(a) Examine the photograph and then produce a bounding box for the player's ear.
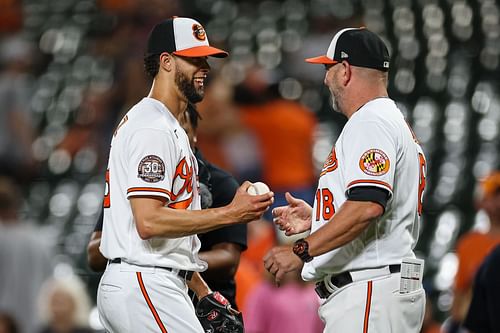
[341,61,352,86]
[159,52,174,72]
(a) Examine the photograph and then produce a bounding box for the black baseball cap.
[147,17,228,58]
[305,28,390,71]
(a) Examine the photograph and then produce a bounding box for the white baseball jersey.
[99,97,207,272]
[303,97,426,281]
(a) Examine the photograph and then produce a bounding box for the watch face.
[293,241,305,254]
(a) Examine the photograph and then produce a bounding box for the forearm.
[198,243,242,280]
[188,272,212,299]
[130,188,273,239]
[131,197,238,239]
[146,206,235,238]
[87,232,108,272]
[306,200,382,257]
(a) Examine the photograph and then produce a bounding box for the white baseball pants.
[97,261,204,332]
[319,272,425,332]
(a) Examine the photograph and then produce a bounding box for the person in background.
[448,171,500,332]
[244,258,323,333]
[0,177,53,333]
[236,66,317,221]
[184,103,247,308]
[37,276,95,333]
[0,36,37,183]
[0,313,18,333]
[463,244,500,333]
[421,295,442,333]
[234,219,275,313]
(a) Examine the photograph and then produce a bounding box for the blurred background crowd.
[0,0,499,332]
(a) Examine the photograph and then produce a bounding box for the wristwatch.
[292,238,313,263]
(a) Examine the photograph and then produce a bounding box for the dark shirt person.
[192,149,247,307]
[463,244,500,333]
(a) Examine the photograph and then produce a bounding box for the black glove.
[195,292,244,333]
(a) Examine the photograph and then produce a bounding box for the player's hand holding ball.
[228,181,274,224]
[246,181,271,196]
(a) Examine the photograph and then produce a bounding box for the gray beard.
[331,90,341,113]
[175,70,203,103]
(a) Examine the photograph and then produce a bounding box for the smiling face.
[173,55,210,103]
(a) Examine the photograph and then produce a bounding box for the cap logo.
[341,51,349,59]
[383,61,389,68]
[192,24,206,41]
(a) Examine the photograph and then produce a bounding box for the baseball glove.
[195,292,244,333]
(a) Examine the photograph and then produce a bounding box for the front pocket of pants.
[394,288,425,330]
[100,283,122,293]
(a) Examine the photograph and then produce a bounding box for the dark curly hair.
[144,54,160,79]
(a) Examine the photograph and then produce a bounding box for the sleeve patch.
[137,155,165,183]
[359,149,390,176]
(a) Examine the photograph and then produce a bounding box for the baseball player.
[97,17,273,333]
[264,28,427,332]
[88,104,246,307]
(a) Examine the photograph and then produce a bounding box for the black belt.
[108,258,194,281]
[315,264,401,299]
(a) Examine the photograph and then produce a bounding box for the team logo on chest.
[137,155,165,182]
[171,157,194,199]
[320,147,338,177]
[359,149,390,176]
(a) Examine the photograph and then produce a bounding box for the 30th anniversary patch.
[138,155,165,183]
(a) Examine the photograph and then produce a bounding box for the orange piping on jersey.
[168,195,193,209]
[136,272,168,333]
[320,147,338,177]
[113,115,128,137]
[347,179,393,191]
[320,165,338,177]
[127,187,172,198]
[363,281,373,333]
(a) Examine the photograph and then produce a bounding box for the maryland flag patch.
[359,149,390,176]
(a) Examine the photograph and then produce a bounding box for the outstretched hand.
[272,192,312,236]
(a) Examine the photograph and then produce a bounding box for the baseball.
[247,182,271,195]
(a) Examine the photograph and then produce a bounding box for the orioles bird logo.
[320,147,338,177]
[192,24,206,41]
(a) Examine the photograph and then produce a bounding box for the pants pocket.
[393,288,426,332]
[100,283,123,293]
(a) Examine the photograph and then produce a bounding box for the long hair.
[38,275,92,327]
